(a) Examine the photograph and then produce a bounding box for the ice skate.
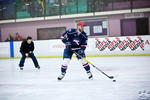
[87,71,93,80]
[36,66,40,69]
[20,67,23,70]
[57,72,66,80]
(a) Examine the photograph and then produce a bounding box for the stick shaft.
[74,52,114,79]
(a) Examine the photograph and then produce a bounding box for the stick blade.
[109,76,114,79]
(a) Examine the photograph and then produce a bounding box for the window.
[37,27,66,40]
[76,18,108,36]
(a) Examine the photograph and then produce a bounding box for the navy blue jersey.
[61,28,88,49]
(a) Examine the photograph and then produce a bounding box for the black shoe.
[87,71,93,80]
[20,67,23,70]
[36,66,40,69]
[57,72,66,80]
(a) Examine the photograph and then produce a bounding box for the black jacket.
[20,40,34,53]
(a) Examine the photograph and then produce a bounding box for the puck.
[113,80,116,82]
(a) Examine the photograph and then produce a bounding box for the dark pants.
[19,51,39,68]
[63,48,85,59]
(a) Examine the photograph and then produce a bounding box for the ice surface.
[0,56,150,100]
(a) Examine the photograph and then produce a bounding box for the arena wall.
[0,36,150,58]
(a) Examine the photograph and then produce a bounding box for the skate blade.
[89,77,93,80]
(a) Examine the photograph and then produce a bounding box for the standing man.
[19,36,40,70]
[58,22,93,80]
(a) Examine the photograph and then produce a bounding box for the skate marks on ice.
[0,57,150,100]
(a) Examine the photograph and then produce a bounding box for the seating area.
[16,11,30,18]
[0,0,150,20]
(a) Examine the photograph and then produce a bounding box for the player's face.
[78,26,84,33]
[27,39,32,44]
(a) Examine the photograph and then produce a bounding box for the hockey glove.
[75,49,85,59]
[65,42,72,50]
[77,49,84,55]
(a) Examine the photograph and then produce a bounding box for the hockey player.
[57,22,93,80]
[19,36,40,70]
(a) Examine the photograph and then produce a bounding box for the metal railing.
[0,0,150,21]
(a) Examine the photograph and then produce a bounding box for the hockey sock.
[79,59,90,71]
[83,63,90,71]
[61,65,67,73]
[61,58,70,73]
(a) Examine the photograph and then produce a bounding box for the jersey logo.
[73,40,80,45]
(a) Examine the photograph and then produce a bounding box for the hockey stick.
[74,52,114,79]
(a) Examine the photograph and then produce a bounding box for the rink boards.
[0,35,150,58]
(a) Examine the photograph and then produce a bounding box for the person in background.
[5,33,13,42]
[14,33,23,41]
[19,36,40,70]
[37,0,44,16]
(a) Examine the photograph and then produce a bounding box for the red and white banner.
[95,36,150,55]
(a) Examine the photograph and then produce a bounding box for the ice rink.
[0,56,150,100]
